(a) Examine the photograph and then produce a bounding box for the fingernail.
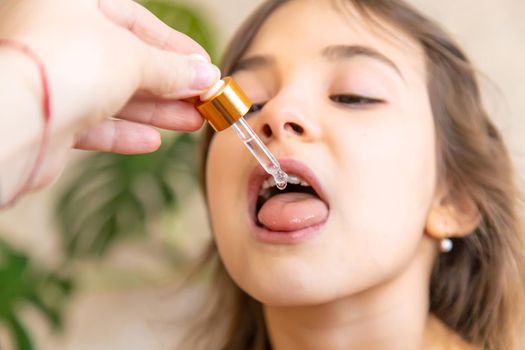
[191,61,221,90]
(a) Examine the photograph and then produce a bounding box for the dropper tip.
[274,170,288,190]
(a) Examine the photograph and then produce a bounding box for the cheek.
[330,107,437,272]
[206,132,253,281]
[206,134,240,241]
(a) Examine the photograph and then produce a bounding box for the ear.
[425,183,481,239]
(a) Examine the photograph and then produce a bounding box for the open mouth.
[248,159,329,234]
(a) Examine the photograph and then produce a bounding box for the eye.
[247,102,266,115]
[330,94,384,106]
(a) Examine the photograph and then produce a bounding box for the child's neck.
[262,238,465,350]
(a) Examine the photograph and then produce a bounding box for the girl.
[182,0,525,349]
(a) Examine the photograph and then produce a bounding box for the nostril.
[262,124,273,138]
[285,122,304,135]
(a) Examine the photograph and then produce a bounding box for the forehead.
[242,0,425,79]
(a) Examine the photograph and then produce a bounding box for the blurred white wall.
[0,0,524,349]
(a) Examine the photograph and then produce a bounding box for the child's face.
[206,0,438,306]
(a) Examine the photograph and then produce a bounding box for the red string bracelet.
[0,39,51,209]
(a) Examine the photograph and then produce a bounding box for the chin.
[228,263,341,307]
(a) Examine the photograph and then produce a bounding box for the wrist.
[0,40,52,208]
[0,48,42,161]
[0,59,41,206]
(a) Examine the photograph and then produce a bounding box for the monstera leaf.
[56,1,214,258]
[57,133,197,258]
[0,239,73,350]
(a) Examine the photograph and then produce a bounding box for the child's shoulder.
[424,315,481,350]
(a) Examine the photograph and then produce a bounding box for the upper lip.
[247,158,329,223]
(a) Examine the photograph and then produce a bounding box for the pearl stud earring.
[440,238,453,253]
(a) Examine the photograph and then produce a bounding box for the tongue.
[257,192,328,232]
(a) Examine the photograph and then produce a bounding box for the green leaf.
[56,134,198,258]
[55,2,211,257]
[5,313,33,350]
[141,0,218,62]
[0,239,74,350]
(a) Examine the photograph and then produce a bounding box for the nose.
[254,97,320,143]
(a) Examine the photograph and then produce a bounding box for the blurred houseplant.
[0,1,216,349]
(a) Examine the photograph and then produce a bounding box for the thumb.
[140,47,221,99]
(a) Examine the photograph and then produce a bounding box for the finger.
[98,0,210,60]
[140,48,220,98]
[117,98,204,131]
[74,120,161,154]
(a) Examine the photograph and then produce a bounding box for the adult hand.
[0,0,220,206]
[1,0,219,152]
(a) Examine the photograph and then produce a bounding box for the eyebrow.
[231,44,404,82]
[231,55,275,74]
[322,45,405,82]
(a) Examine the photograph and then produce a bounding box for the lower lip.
[250,222,326,245]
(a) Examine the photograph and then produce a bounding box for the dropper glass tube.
[231,118,288,189]
[195,78,288,189]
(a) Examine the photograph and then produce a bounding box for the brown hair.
[181,1,525,349]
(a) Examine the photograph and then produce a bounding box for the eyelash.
[247,102,266,115]
[246,94,383,115]
[330,94,384,106]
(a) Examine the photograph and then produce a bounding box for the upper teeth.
[261,175,310,190]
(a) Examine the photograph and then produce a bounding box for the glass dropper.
[195,78,288,189]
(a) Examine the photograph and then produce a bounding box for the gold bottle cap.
[195,77,252,132]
